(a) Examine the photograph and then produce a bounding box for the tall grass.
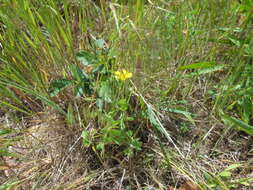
[0,0,100,114]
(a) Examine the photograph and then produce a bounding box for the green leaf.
[164,108,195,126]
[81,130,92,147]
[218,171,232,178]
[49,79,73,97]
[227,35,242,47]
[74,83,84,97]
[178,62,215,70]
[70,64,88,81]
[218,163,243,179]
[96,142,105,151]
[96,98,104,109]
[147,107,160,130]
[222,114,253,136]
[74,80,93,97]
[0,149,17,157]
[92,64,105,73]
[185,64,225,77]
[108,129,125,145]
[0,129,12,136]
[94,39,106,49]
[117,99,129,111]
[98,81,112,103]
[76,51,97,66]
[66,103,75,126]
[238,97,252,123]
[203,171,214,182]
[218,27,242,33]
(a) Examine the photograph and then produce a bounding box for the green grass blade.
[178,61,216,70]
[222,114,253,136]
[0,79,66,115]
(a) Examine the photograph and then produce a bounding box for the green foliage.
[222,114,253,136]
[76,51,98,66]
[0,0,77,113]
[82,99,142,157]
[239,0,253,19]
[48,41,140,157]
[178,61,225,78]
[1,0,253,188]
[48,43,112,100]
[178,62,216,70]
[49,79,74,97]
[202,164,253,189]
[213,0,253,133]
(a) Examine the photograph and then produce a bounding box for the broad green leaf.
[94,39,106,49]
[222,114,253,136]
[49,79,73,97]
[117,99,128,111]
[76,51,97,66]
[108,129,125,145]
[81,130,91,147]
[74,83,85,97]
[74,80,92,97]
[98,81,112,103]
[96,98,104,109]
[178,62,215,70]
[96,142,105,151]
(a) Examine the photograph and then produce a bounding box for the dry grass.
[1,99,253,189]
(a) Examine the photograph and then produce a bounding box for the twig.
[118,169,125,190]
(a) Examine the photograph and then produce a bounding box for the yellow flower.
[114,69,132,81]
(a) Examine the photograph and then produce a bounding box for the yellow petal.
[114,69,132,80]
[125,72,132,79]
